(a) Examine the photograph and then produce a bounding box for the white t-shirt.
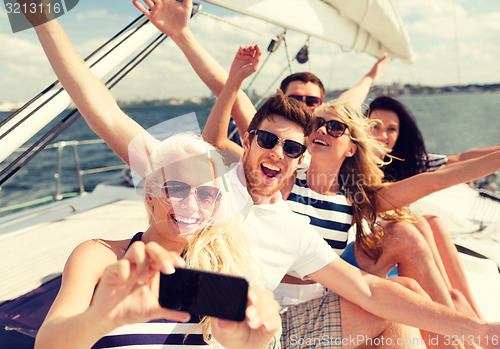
[225,163,338,291]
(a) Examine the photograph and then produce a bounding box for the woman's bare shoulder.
[66,237,135,273]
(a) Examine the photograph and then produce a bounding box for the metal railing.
[1,139,127,214]
[51,140,127,200]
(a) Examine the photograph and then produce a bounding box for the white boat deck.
[411,184,500,321]
[460,254,500,321]
[0,184,148,303]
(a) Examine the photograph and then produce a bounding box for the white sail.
[203,0,415,63]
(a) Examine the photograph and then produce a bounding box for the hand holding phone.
[159,268,249,322]
[211,286,282,349]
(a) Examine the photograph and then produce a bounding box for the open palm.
[133,0,192,39]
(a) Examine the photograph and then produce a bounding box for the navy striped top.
[92,318,207,348]
[286,172,353,254]
[425,153,448,172]
[91,233,209,348]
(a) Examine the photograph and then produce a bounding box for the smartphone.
[159,268,249,322]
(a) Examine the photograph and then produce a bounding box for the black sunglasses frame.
[249,130,306,159]
[162,180,221,207]
[288,94,323,107]
[314,117,349,138]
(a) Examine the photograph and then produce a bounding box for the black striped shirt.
[286,172,353,254]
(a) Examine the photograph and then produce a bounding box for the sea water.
[0,92,499,216]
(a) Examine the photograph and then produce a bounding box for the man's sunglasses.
[314,117,349,138]
[288,95,323,108]
[249,129,306,159]
[162,180,220,209]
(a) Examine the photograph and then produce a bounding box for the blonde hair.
[314,101,411,261]
[143,133,253,343]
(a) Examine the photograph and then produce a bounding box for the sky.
[0,0,499,104]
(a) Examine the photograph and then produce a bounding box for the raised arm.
[27,12,156,175]
[377,149,500,211]
[446,145,500,165]
[201,45,261,156]
[335,53,390,108]
[133,0,257,136]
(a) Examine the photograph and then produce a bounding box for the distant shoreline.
[1,83,499,112]
[116,82,500,108]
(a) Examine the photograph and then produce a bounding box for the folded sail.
[203,0,415,63]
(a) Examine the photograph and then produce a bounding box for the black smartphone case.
[159,268,248,322]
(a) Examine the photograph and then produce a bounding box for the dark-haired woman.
[365,95,500,319]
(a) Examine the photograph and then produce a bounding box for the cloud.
[0,34,57,101]
[75,9,109,21]
[395,0,500,85]
[398,0,463,18]
[0,34,48,67]
[74,9,131,22]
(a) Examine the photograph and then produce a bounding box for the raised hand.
[133,0,193,39]
[335,52,391,107]
[229,45,262,82]
[366,52,390,84]
[87,241,189,328]
[211,286,281,349]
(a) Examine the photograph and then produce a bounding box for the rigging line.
[0,83,55,130]
[0,110,81,187]
[107,33,167,90]
[245,35,284,93]
[0,33,168,186]
[244,50,274,93]
[196,9,278,41]
[253,65,289,109]
[0,14,146,131]
[0,15,150,142]
[282,33,294,75]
